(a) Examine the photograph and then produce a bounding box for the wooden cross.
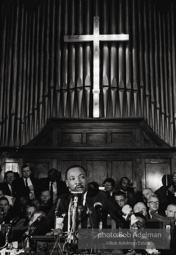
[64,16,129,118]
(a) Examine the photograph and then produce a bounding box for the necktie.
[25,179,28,188]
[50,182,53,202]
[25,179,30,197]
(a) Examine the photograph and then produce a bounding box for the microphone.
[94,202,103,213]
[71,190,83,196]
[94,202,103,230]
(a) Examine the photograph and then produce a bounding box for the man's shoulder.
[13,178,23,185]
[89,189,109,201]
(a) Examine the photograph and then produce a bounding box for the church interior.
[0,0,176,254]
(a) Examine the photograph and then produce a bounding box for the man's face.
[165,205,176,217]
[0,199,10,215]
[40,191,51,204]
[22,166,31,179]
[32,199,41,210]
[114,195,127,208]
[133,202,147,216]
[48,170,57,182]
[6,172,15,185]
[172,173,176,185]
[135,216,146,229]
[104,182,114,192]
[0,190,4,197]
[66,167,87,193]
[26,206,36,220]
[147,197,159,212]
[142,189,153,201]
[121,178,129,191]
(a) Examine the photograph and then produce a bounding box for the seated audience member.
[155,174,172,214]
[161,204,176,255]
[33,165,126,235]
[0,189,4,198]
[25,205,37,222]
[13,165,39,201]
[31,198,41,211]
[40,168,68,204]
[165,204,176,218]
[147,194,160,219]
[114,191,127,208]
[13,195,29,218]
[1,171,16,197]
[0,196,18,224]
[117,177,136,206]
[142,188,154,205]
[88,181,99,191]
[40,190,53,214]
[133,202,147,217]
[103,177,116,196]
[11,205,46,243]
[167,172,176,204]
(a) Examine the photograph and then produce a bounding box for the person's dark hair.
[88,181,99,190]
[103,177,115,187]
[113,190,126,198]
[4,171,15,180]
[134,212,146,222]
[48,168,57,175]
[65,165,87,180]
[120,177,130,184]
[21,164,30,171]
[162,174,172,186]
[0,196,9,204]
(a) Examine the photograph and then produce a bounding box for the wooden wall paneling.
[133,158,145,192]
[111,160,133,187]
[145,159,171,192]
[29,162,49,179]
[86,160,108,185]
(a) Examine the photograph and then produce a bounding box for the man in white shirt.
[13,165,38,200]
[147,194,159,219]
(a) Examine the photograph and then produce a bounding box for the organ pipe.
[0,0,175,147]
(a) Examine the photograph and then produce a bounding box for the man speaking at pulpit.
[33,165,126,238]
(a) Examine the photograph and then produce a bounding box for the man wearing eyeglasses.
[147,194,159,219]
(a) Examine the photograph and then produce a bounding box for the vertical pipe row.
[153,2,160,135]
[76,0,84,117]
[0,18,7,145]
[102,0,109,117]
[62,0,68,117]
[137,0,144,118]
[50,0,56,118]
[125,0,132,118]
[84,0,92,117]
[16,5,24,146]
[55,0,62,118]
[171,2,176,146]
[167,9,173,145]
[44,0,50,124]
[131,0,138,117]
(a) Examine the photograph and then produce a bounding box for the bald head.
[165,204,176,218]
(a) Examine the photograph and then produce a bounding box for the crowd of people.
[0,165,176,254]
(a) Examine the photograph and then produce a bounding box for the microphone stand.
[0,221,12,250]
[65,195,79,255]
[71,195,79,235]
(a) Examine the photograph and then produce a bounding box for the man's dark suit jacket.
[39,177,68,197]
[13,177,39,199]
[33,188,127,235]
[0,182,16,197]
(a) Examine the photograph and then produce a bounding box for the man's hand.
[46,228,63,236]
[168,185,175,194]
